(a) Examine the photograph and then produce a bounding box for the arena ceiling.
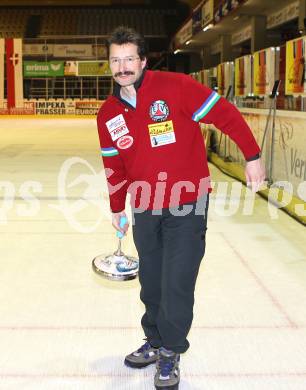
[0,0,199,7]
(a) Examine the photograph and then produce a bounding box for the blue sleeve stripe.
[101,147,119,157]
[102,147,117,151]
[192,91,221,122]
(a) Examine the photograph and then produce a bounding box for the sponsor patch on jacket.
[106,114,129,141]
[148,120,176,147]
[117,135,134,149]
[149,100,169,122]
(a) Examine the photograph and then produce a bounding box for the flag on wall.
[5,38,23,108]
[285,37,306,95]
[217,63,225,95]
[217,62,234,96]
[0,39,4,103]
[234,55,252,97]
[253,48,276,96]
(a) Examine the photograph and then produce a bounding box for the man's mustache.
[114,71,135,77]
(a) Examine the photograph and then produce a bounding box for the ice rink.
[1,117,306,390]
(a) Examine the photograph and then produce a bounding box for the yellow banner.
[235,55,252,97]
[217,63,225,96]
[253,48,276,96]
[217,62,233,96]
[77,61,111,76]
[285,37,305,95]
[235,56,245,97]
[253,50,267,95]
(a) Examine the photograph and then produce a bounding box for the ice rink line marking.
[220,232,298,328]
[1,372,306,379]
[0,325,300,331]
[0,196,101,200]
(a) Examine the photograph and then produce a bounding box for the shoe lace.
[158,355,175,377]
[137,341,151,354]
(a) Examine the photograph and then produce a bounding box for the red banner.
[0,39,4,102]
[5,38,23,108]
[0,101,35,115]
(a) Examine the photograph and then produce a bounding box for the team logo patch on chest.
[106,114,129,141]
[149,100,169,122]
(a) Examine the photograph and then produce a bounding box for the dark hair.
[107,26,147,60]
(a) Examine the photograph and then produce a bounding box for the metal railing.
[25,76,112,100]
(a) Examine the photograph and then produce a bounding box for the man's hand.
[112,210,129,236]
[245,158,266,192]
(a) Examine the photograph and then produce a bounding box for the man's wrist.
[112,208,125,214]
[246,153,260,162]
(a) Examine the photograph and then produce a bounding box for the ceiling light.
[203,23,213,32]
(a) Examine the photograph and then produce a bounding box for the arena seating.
[0,7,168,38]
[0,8,28,37]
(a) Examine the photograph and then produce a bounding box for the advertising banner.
[219,108,306,200]
[24,61,64,77]
[272,114,306,196]
[6,38,24,108]
[0,101,35,115]
[217,62,234,96]
[209,67,218,90]
[231,25,252,46]
[267,1,299,29]
[0,39,4,101]
[92,44,107,58]
[35,100,75,115]
[64,61,77,76]
[202,0,214,28]
[198,70,204,85]
[217,63,225,95]
[215,0,246,24]
[202,69,209,86]
[53,44,92,58]
[23,43,107,59]
[253,48,276,96]
[234,55,252,96]
[75,100,103,115]
[285,37,306,96]
[23,43,54,56]
[77,61,111,76]
[0,99,105,115]
[192,1,204,35]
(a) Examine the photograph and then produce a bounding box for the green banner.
[23,61,64,77]
[77,61,111,76]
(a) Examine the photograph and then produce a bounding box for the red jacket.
[97,70,260,212]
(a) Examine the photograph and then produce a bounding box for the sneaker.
[154,347,180,389]
[124,341,159,368]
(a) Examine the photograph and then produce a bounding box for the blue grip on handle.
[116,216,127,239]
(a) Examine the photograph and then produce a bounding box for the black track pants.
[132,194,209,353]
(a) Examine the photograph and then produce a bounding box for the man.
[97,26,265,390]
